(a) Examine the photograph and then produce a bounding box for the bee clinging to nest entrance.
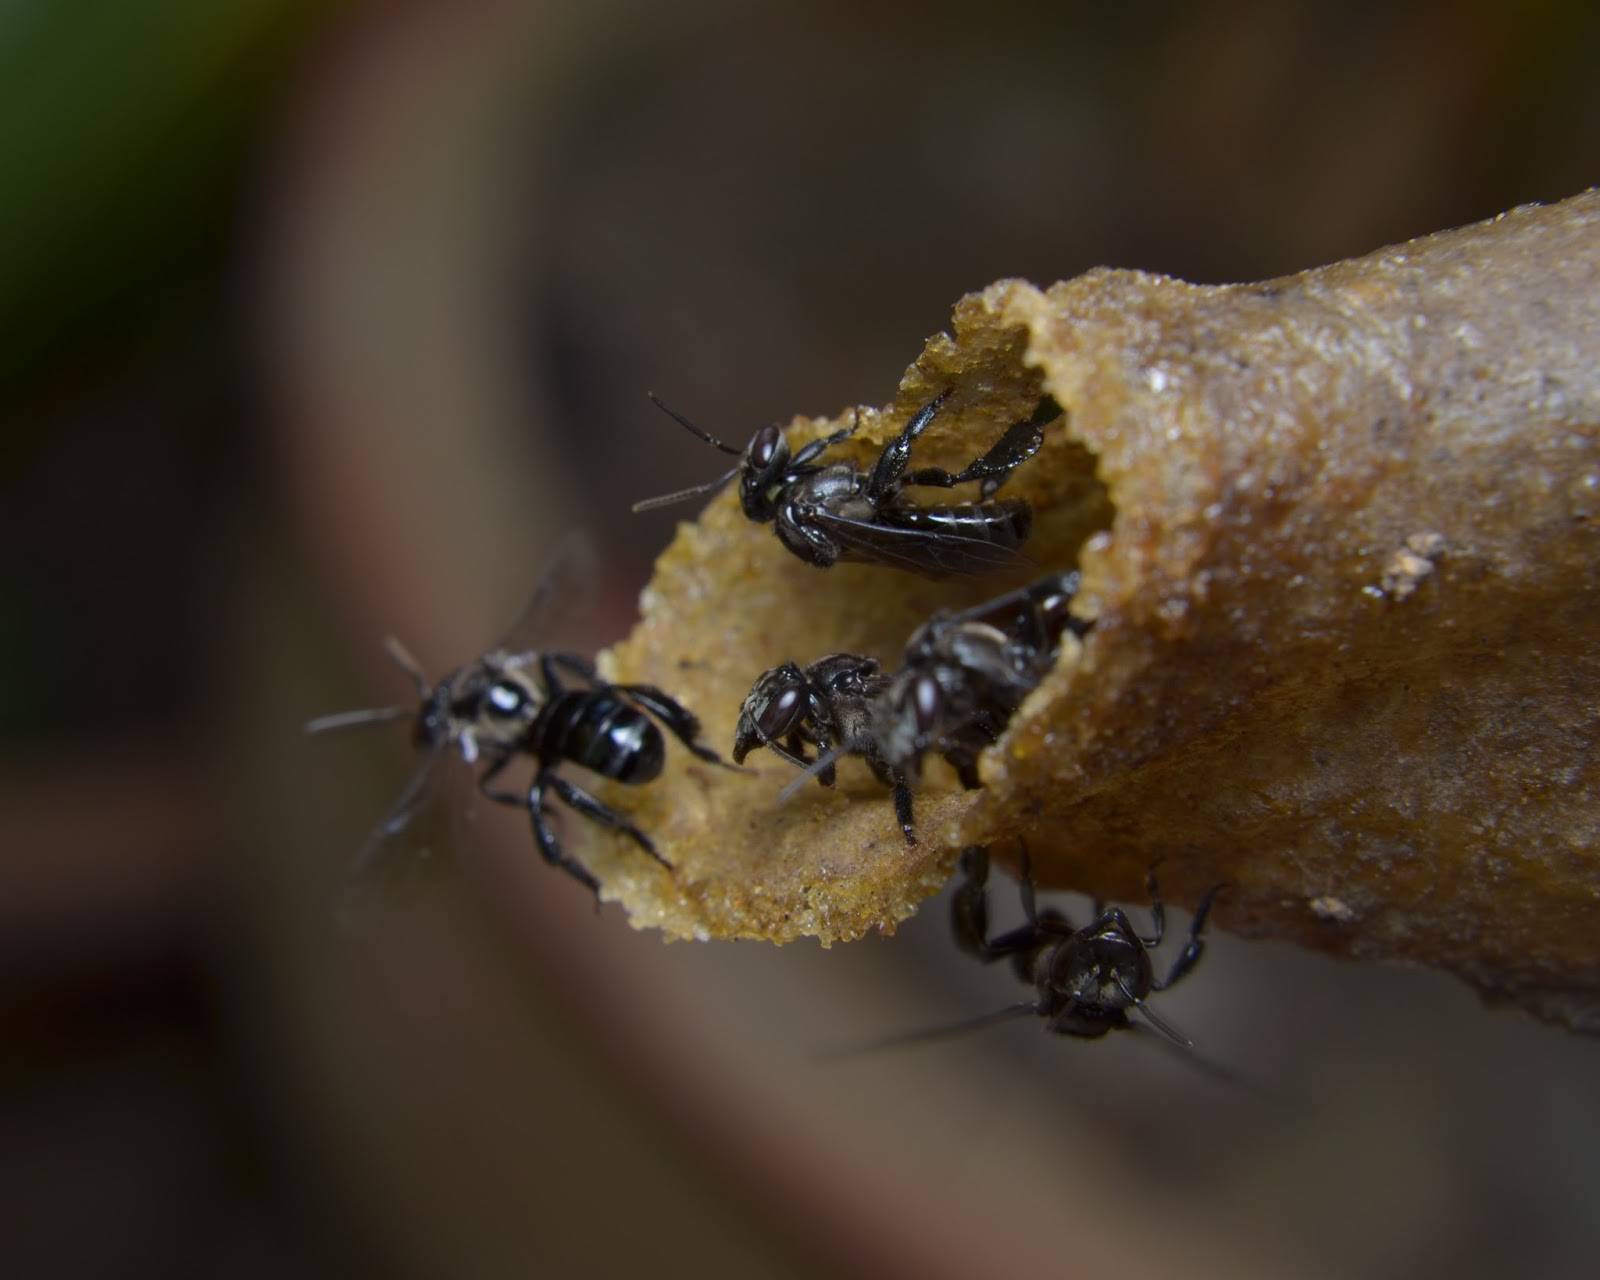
[736,571,1090,841]
[950,845,1221,1044]
[634,389,1058,579]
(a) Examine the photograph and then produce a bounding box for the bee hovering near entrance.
[634,389,1057,579]
[825,847,1269,1097]
[305,534,725,897]
[951,846,1221,1045]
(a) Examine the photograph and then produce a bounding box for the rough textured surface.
[585,191,1600,1029]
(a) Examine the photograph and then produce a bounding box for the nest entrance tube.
[589,193,1600,1031]
[583,314,1113,947]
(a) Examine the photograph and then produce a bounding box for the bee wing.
[335,742,471,929]
[494,527,602,659]
[808,508,1035,580]
[1125,1023,1291,1104]
[815,1002,1039,1060]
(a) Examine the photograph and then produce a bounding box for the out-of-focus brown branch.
[584,191,1600,1030]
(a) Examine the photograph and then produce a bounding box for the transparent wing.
[810,508,1035,580]
[1126,1023,1291,1104]
[816,1002,1039,1060]
[334,741,473,930]
[494,527,602,659]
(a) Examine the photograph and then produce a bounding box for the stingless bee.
[951,845,1220,1044]
[826,847,1271,1094]
[305,535,724,896]
[634,389,1057,579]
[871,572,1088,827]
[738,571,1090,842]
[733,652,890,785]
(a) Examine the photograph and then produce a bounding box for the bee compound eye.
[756,681,804,738]
[749,424,783,471]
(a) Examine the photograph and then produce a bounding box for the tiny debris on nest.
[1308,896,1358,925]
[580,191,1600,1032]
[1379,531,1448,600]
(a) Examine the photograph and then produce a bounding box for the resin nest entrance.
[580,193,1600,1031]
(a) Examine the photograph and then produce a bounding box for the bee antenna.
[306,634,431,734]
[1110,972,1193,1048]
[1133,998,1195,1049]
[631,467,740,513]
[382,635,431,698]
[646,393,743,455]
[1125,1022,1291,1106]
[303,705,412,735]
[775,745,844,806]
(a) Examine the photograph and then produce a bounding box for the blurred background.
[5,1,1600,1276]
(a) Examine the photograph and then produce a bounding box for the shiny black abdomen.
[529,691,666,784]
[881,497,1032,548]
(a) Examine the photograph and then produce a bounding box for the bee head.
[738,423,792,522]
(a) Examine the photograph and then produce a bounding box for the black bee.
[825,848,1272,1094]
[871,573,1088,821]
[305,537,723,896]
[952,845,1220,1045]
[634,389,1057,579]
[741,570,1091,841]
[732,652,890,784]
[732,650,920,836]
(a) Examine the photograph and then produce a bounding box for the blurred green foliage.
[0,0,337,447]
[0,0,342,741]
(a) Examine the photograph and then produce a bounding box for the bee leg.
[863,387,953,502]
[1014,841,1038,920]
[947,749,983,791]
[1139,869,1167,949]
[477,755,524,809]
[774,512,843,568]
[523,774,602,894]
[1152,882,1222,992]
[616,684,726,765]
[950,846,992,959]
[786,413,866,468]
[758,734,818,775]
[987,921,1061,970]
[541,651,593,688]
[761,731,831,785]
[908,396,1058,495]
[891,769,916,843]
[805,722,840,787]
[975,393,1058,489]
[544,771,673,871]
